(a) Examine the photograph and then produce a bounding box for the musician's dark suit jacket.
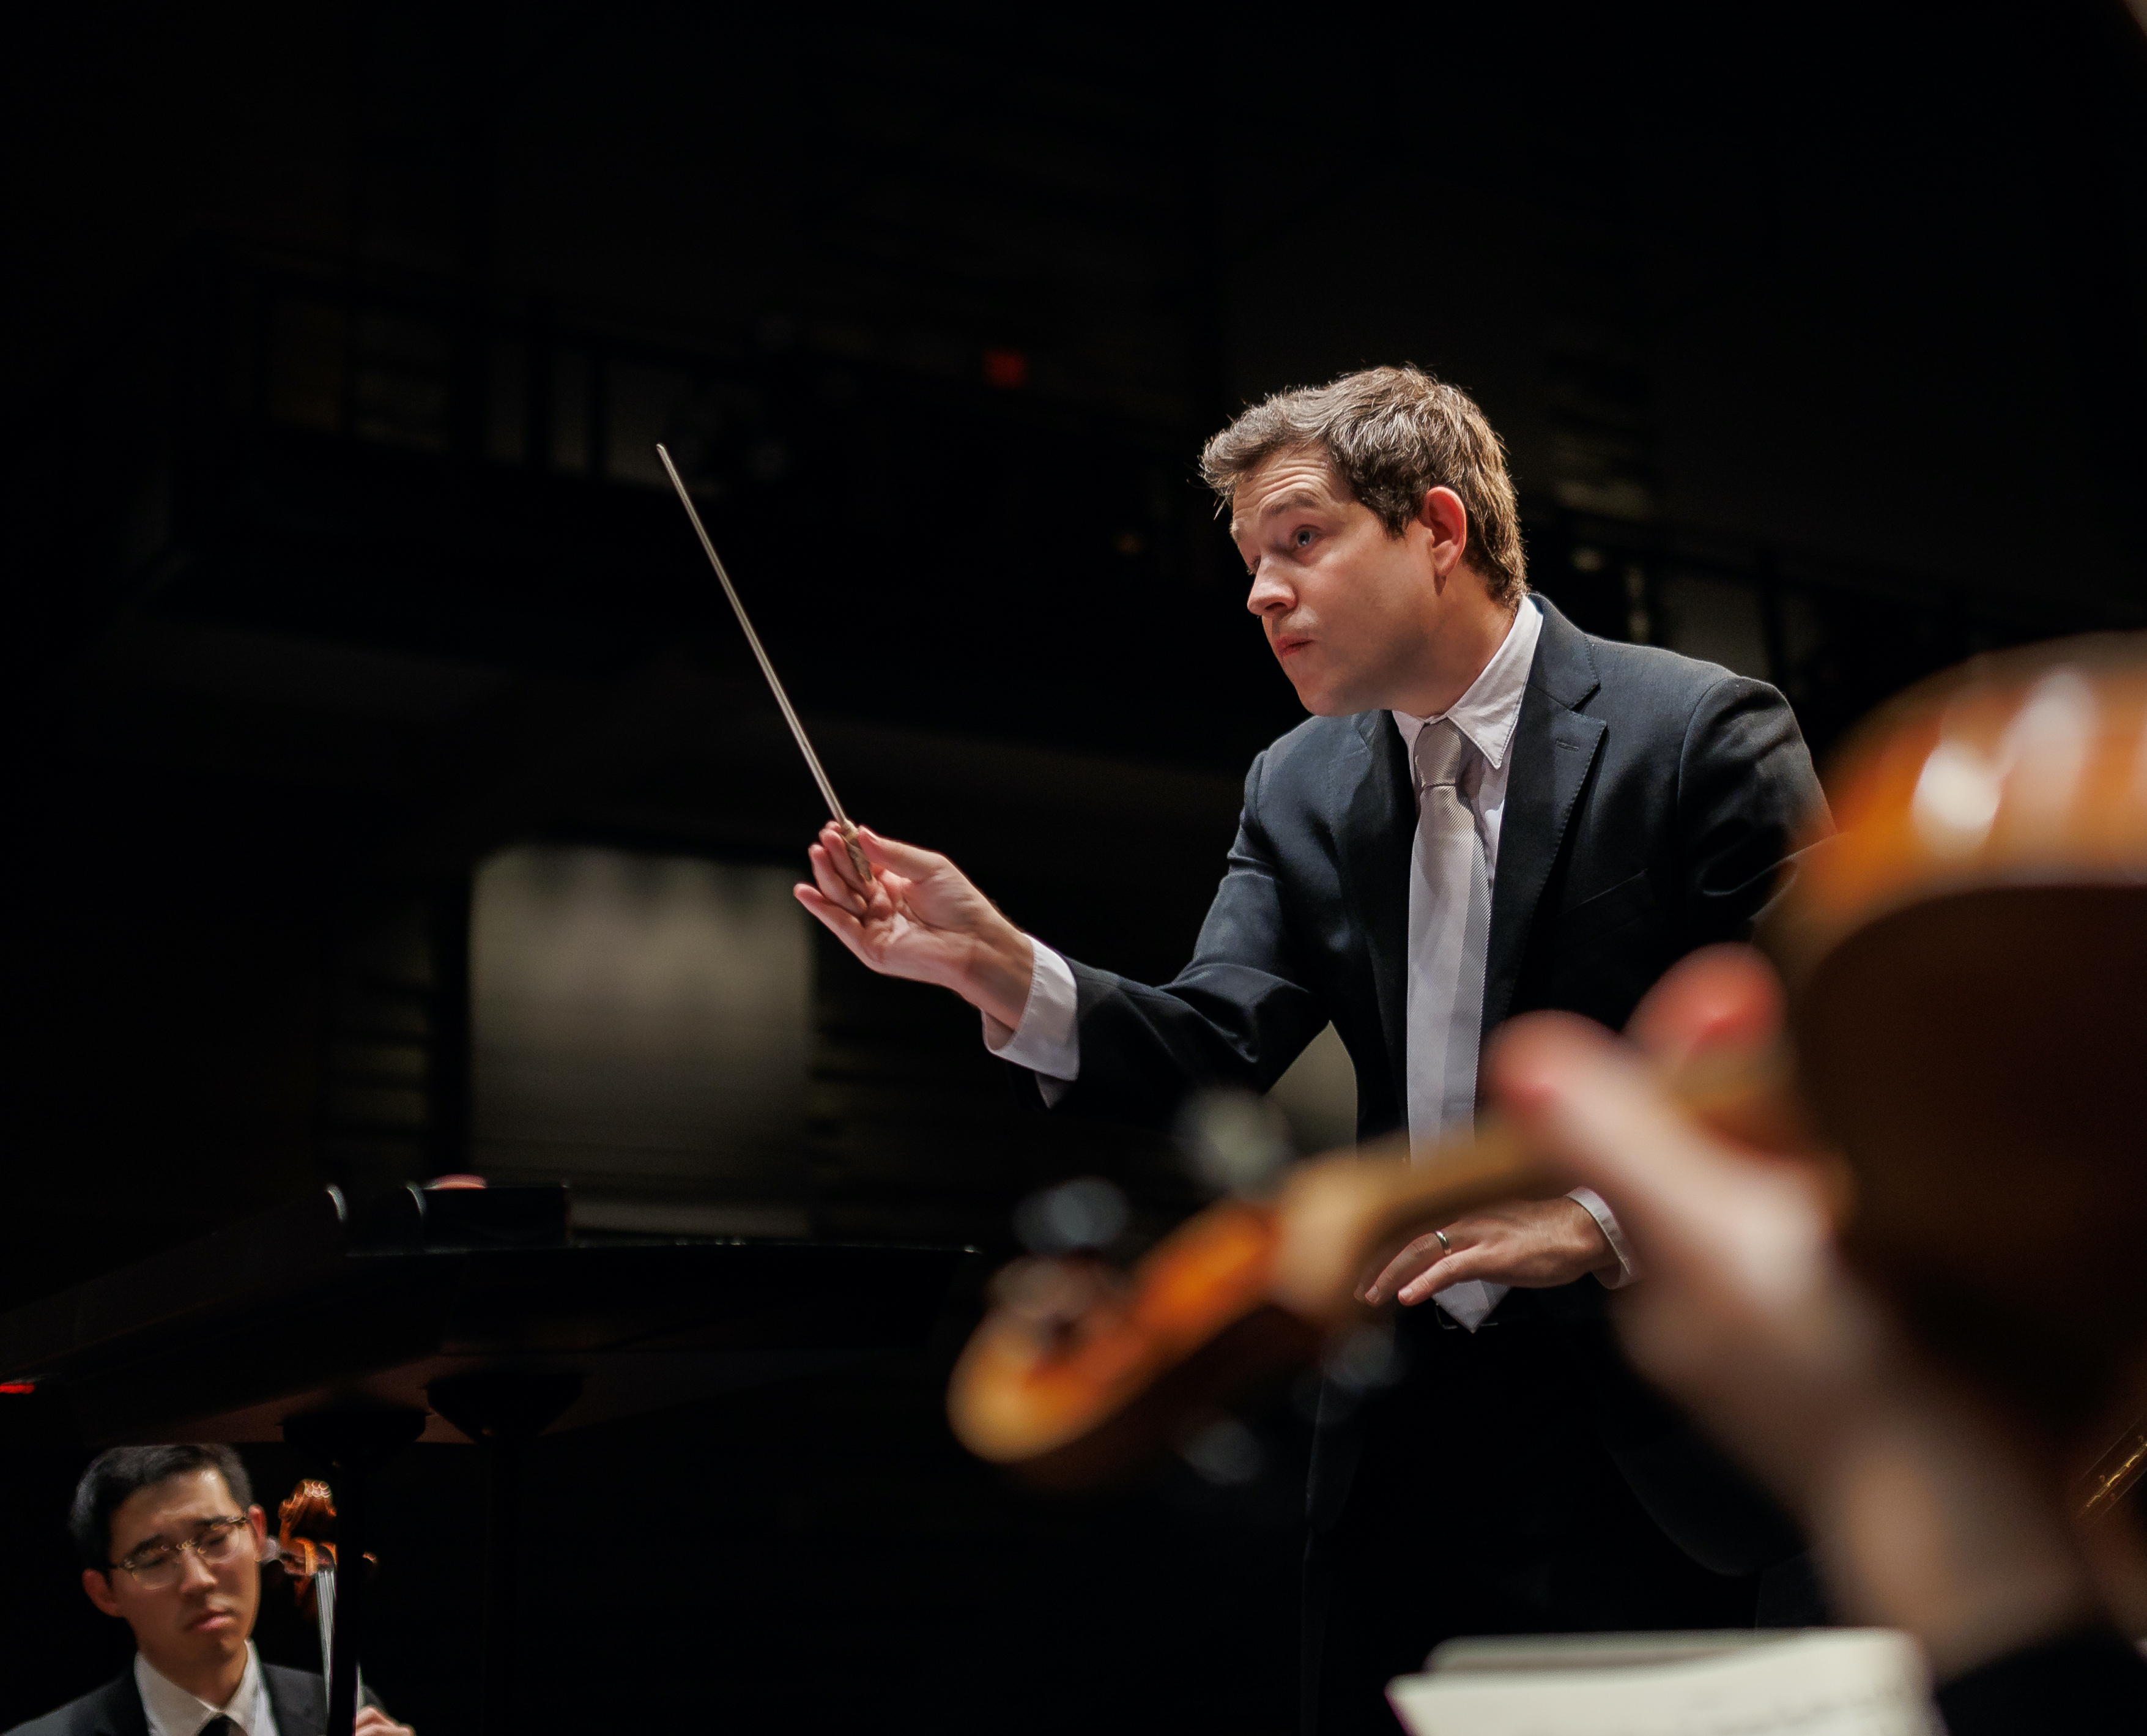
[1029,597,1828,1735]
[3,1664,383,1736]
[1934,1628,2147,1734]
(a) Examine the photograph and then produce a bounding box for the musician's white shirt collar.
[136,1642,281,1736]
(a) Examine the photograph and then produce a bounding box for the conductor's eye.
[1293,527,1315,549]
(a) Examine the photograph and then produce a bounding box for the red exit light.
[0,1382,35,1395]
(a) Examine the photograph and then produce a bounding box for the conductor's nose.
[1246,563,1292,618]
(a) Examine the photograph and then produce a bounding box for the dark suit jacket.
[1040,596,1828,1570]
[1934,1628,2147,1735]
[4,1663,381,1736]
[1053,596,1823,1139]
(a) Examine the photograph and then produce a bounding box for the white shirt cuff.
[981,940,1080,1105]
[1568,1185,1640,1288]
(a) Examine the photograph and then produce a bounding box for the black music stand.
[0,1185,968,1736]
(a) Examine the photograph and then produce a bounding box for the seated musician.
[4,1445,410,1736]
[1492,948,2147,1732]
[800,365,1830,1734]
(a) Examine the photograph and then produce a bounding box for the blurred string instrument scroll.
[654,442,875,886]
[947,636,2147,1511]
[274,1479,354,1685]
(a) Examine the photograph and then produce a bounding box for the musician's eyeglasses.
[111,1516,256,1589]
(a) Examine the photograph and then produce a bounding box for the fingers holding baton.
[835,818,873,888]
[808,822,880,916]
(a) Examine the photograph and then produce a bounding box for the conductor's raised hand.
[796,825,1035,1031]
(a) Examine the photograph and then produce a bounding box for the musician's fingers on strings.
[1491,1014,1738,1265]
[1623,944,1783,1069]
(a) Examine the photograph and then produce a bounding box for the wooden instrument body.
[1774,647,2147,1417]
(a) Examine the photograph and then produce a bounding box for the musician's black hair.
[68,1444,253,1571]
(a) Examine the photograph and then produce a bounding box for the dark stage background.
[2,4,2145,1732]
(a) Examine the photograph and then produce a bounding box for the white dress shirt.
[136,1643,281,1736]
[984,596,1636,1310]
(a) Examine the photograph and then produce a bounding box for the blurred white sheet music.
[1387,1629,1940,1736]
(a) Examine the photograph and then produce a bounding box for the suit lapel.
[264,1664,327,1736]
[1482,599,1605,1037]
[1338,709,1417,1104]
[92,1673,150,1736]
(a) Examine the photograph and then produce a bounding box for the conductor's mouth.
[1274,635,1313,659]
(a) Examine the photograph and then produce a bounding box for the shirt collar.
[1389,593,1542,771]
[136,1642,266,1736]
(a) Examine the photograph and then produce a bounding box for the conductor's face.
[83,1468,267,1692]
[1234,448,1487,718]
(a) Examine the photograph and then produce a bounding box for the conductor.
[796,365,1828,1735]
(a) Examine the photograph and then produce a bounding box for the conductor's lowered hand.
[795,824,1036,1032]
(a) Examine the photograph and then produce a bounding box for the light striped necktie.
[1405,718,1505,1330]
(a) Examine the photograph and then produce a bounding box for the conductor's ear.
[82,1567,122,1618]
[1417,486,1470,577]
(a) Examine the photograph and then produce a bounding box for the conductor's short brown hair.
[1199,365,1529,606]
